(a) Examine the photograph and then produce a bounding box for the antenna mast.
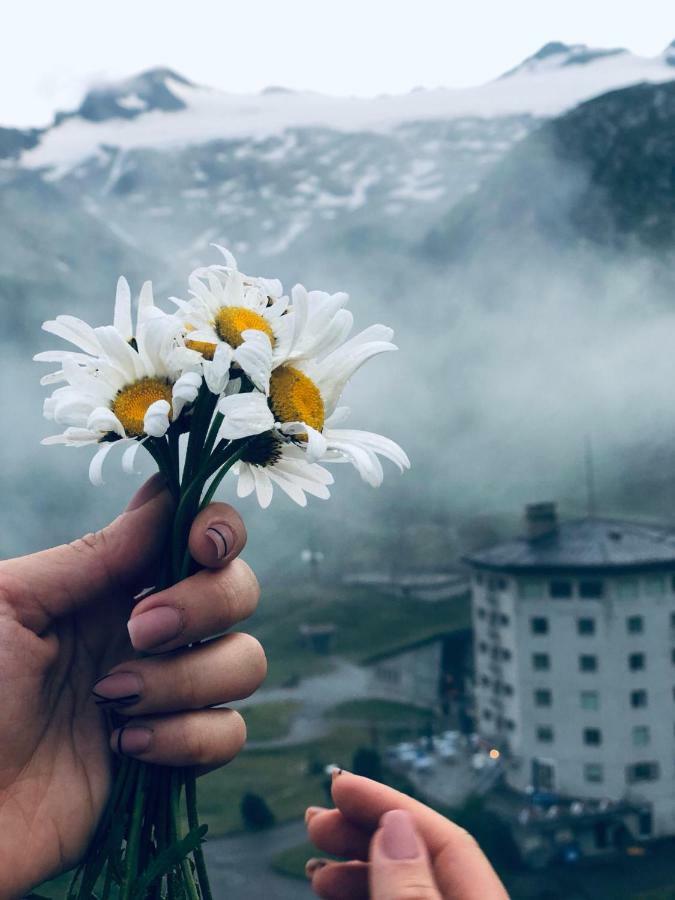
[584,434,597,517]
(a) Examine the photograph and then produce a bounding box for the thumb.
[1,474,173,630]
[370,809,443,900]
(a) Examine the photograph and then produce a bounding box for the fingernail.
[125,473,167,512]
[205,523,234,559]
[380,810,421,860]
[92,671,142,706]
[305,858,329,878]
[127,606,182,650]
[117,725,153,756]
[331,767,344,780]
[305,805,327,824]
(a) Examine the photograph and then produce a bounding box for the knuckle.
[237,632,268,682]
[227,709,247,751]
[217,559,260,620]
[181,720,212,766]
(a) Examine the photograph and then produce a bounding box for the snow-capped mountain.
[9,41,675,174]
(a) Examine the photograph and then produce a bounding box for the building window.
[632,726,650,747]
[476,608,486,620]
[499,614,510,626]
[577,618,596,636]
[519,579,544,599]
[617,578,639,600]
[584,763,604,784]
[579,655,597,673]
[580,690,599,711]
[626,762,659,783]
[530,617,548,635]
[629,653,646,672]
[532,653,550,671]
[631,690,648,709]
[478,641,488,653]
[627,616,644,635]
[503,683,514,697]
[482,709,493,720]
[496,577,508,591]
[500,648,512,661]
[579,580,604,599]
[644,575,666,596]
[480,676,490,687]
[670,611,675,628]
[584,728,602,746]
[505,719,515,731]
[671,649,675,666]
[536,725,554,743]
[550,580,572,599]
[534,689,552,707]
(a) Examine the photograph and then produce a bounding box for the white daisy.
[215,322,409,505]
[172,247,294,394]
[37,281,201,485]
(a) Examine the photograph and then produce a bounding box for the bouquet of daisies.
[36,247,409,898]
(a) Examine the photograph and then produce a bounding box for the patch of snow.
[117,93,147,111]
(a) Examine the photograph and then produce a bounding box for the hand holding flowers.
[32,248,409,897]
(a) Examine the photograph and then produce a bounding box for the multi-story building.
[465,502,675,838]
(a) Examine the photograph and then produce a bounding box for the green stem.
[199,440,250,510]
[144,437,180,499]
[170,770,199,900]
[185,770,212,900]
[183,384,217,486]
[121,764,146,900]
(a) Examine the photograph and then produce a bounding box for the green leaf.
[130,825,207,900]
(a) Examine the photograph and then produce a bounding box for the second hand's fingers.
[307,860,369,900]
[306,808,371,860]
[332,771,509,900]
[92,632,267,714]
[127,558,260,652]
[109,708,246,768]
[369,810,442,900]
[188,502,247,569]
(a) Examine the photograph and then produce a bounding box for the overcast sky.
[3,0,675,126]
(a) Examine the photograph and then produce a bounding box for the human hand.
[0,474,266,898]
[305,771,509,899]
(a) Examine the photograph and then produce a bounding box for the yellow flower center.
[269,365,325,433]
[112,377,173,438]
[215,306,275,349]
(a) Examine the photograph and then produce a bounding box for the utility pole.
[584,434,597,517]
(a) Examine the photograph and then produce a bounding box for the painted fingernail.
[92,671,142,706]
[305,858,329,878]
[380,810,421,860]
[125,473,167,512]
[205,523,234,560]
[331,767,344,780]
[117,725,153,756]
[127,606,182,650]
[305,805,327,824]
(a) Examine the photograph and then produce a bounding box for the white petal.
[204,343,233,394]
[96,325,146,383]
[137,281,155,327]
[234,330,273,394]
[122,440,143,474]
[324,406,351,428]
[252,466,274,508]
[217,393,274,440]
[237,463,257,498]
[42,315,102,355]
[279,421,327,463]
[113,277,133,340]
[172,371,202,418]
[212,243,238,269]
[144,399,171,437]
[89,442,115,486]
[325,428,410,472]
[87,406,126,438]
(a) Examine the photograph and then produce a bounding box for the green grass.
[196,725,372,837]
[239,700,300,742]
[249,582,470,687]
[326,698,433,724]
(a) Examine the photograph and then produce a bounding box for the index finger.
[331,771,509,899]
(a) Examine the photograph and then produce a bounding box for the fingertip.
[188,502,247,568]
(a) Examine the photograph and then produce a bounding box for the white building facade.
[466,503,675,838]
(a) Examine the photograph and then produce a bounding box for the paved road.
[204,819,314,898]
[236,657,372,749]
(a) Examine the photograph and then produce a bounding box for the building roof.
[465,517,675,573]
